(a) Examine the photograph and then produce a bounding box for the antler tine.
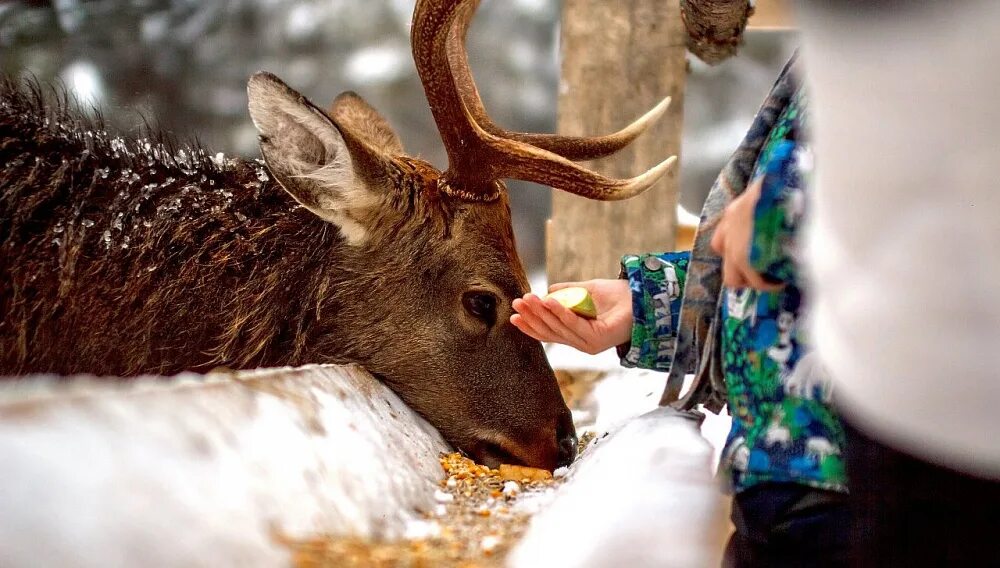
[447,1,672,162]
[520,152,677,201]
[463,102,677,200]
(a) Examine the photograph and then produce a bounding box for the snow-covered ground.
[510,403,728,568]
[0,365,450,568]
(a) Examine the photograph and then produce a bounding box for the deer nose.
[471,412,578,470]
[556,414,578,468]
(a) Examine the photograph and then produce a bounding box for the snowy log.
[508,407,727,567]
[0,364,450,567]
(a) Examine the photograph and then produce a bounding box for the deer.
[0,0,675,471]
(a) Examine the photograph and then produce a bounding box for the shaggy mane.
[0,74,342,378]
[0,76,222,177]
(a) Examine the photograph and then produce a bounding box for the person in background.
[511,55,851,566]
[793,1,1000,565]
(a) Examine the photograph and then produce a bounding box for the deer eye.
[462,291,498,326]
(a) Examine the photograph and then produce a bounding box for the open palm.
[510,279,633,355]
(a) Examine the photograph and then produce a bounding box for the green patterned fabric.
[718,88,847,493]
[749,90,806,284]
[617,55,848,494]
[618,252,691,370]
[660,53,802,411]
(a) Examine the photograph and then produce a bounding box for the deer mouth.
[469,440,526,470]
[464,411,576,471]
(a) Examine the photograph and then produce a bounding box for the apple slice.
[545,287,598,319]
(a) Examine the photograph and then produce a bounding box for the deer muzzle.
[471,409,577,471]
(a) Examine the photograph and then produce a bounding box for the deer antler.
[412,0,676,202]
[447,0,672,162]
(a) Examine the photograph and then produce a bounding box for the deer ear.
[330,91,405,156]
[247,72,388,245]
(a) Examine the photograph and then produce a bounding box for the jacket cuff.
[617,252,691,371]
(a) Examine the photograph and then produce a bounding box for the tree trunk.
[680,0,753,64]
[547,0,686,284]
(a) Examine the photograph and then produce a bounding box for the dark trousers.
[843,418,1000,567]
[724,482,851,567]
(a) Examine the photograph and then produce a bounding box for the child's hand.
[711,177,784,291]
[510,279,633,355]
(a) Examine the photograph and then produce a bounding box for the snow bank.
[0,364,449,567]
[508,407,727,568]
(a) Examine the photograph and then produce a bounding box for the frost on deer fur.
[0,364,450,568]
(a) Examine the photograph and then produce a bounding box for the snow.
[481,534,501,552]
[403,519,441,541]
[516,268,737,565]
[344,44,411,85]
[0,365,450,568]
[508,408,727,568]
[61,61,103,108]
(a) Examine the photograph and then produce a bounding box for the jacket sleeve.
[748,91,811,284]
[616,251,691,371]
[749,140,810,284]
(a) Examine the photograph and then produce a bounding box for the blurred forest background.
[1,0,795,274]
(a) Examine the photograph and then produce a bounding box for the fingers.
[512,294,595,352]
[542,296,588,330]
[740,268,785,292]
[523,294,590,347]
[713,205,784,292]
[542,296,609,354]
[721,256,784,292]
[510,302,562,342]
[547,281,585,293]
[540,296,595,344]
[721,254,742,288]
[710,223,725,256]
[511,297,567,343]
[510,313,549,342]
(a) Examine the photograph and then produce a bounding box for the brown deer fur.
[0,78,569,469]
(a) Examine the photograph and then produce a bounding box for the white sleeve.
[797,0,1000,478]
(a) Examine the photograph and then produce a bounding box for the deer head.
[245,0,674,470]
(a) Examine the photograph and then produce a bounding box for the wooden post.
[748,0,794,29]
[547,0,687,284]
